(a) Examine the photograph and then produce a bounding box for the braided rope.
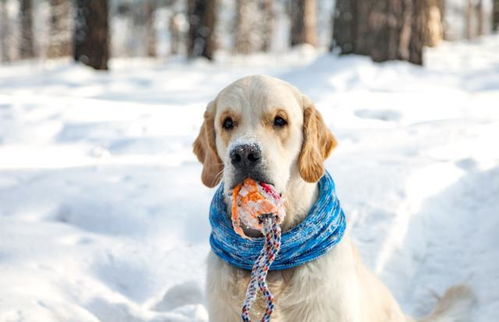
[241,214,282,322]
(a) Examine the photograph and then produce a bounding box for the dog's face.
[193,75,336,200]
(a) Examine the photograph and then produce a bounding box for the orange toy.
[231,178,285,239]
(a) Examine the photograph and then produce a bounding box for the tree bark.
[145,0,156,57]
[260,0,274,52]
[475,0,483,37]
[169,13,182,55]
[0,0,11,62]
[234,0,257,54]
[234,0,274,54]
[425,0,444,47]
[331,0,429,65]
[290,0,317,47]
[19,0,35,59]
[331,0,357,54]
[353,0,373,56]
[368,0,403,62]
[465,0,473,39]
[187,0,218,60]
[73,0,110,70]
[48,0,71,58]
[494,0,499,32]
[439,0,448,40]
[408,0,426,65]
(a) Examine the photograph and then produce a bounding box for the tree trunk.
[145,0,156,57]
[425,0,444,47]
[331,0,357,54]
[260,0,274,52]
[0,0,11,62]
[465,0,473,39]
[73,0,109,70]
[368,0,403,62]
[19,0,35,59]
[290,0,317,47]
[408,0,426,65]
[475,0,483,37]
[331,0,429,65]
[353,0,373,56]
[169,13,182,55]
[494,0,499,32]
[234,0,274,54]
[47,0,71,58]
[439,0,447,39]
[234,0,257,54]
[187,0,218,60]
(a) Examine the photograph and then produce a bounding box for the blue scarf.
[209,171,347,271]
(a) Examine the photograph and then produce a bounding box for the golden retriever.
[193,75,473,322]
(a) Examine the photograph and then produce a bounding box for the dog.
[193,75,474,322]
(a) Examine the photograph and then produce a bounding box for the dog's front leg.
[206,253,248,322]
[206,300,240,322]
[278,240,365,322]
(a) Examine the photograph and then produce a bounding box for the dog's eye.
[222,117,234,130]
[273,116,287,128]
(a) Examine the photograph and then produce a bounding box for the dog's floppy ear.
[193,101,223,187]
[299,96,337,182]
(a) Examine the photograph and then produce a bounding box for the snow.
[1,36,499,321]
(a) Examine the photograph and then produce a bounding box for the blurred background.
[0,1,498,322]
[0,0,497,66]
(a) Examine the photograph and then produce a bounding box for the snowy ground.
[0,37,498,322]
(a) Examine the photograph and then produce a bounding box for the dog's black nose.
[230,144,261,168]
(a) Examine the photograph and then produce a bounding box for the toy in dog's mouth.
[230,178,286,239]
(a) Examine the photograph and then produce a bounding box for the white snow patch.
[1,36,499,321]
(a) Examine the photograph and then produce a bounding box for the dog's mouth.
[229,176,285,239]
[232,181,282,198]
[230,171,274,190]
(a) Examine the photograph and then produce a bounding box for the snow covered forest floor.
[1,36,499,322]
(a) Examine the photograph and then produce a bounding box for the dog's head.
[193,75,336,200]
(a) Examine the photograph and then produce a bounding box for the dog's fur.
[193,75,474,322]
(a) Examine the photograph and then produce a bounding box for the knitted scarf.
[209,171,347,271]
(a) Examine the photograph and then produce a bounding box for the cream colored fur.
[193,75,474,322]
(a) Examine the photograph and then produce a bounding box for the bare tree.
[234,0,258,54]
[368,0,402,62]
[74,0,110,70]
[169,12,182,55]
[425,0,444,47]
[332,0,432,65]
[290,0,317,47]
[234,0,274,54]
[331,0,357,54]
[475,0,483,36]
[465,0,473,39]
[145,0,156,57]
[187,0,218,60]
[47,0,71,58]
[439,0,448,40]
[408,0,427,65]
[0,0,11,62]
[465,0,484,40]
[260,0,274,52]
[19,0,35,59]
[494,0,499,32]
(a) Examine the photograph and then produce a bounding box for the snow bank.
[1,36,498,321]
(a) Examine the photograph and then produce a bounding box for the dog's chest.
[231,267,294,320]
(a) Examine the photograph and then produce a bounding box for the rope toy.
[231,178,285,322]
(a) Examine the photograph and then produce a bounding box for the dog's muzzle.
[229,143,270,188]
